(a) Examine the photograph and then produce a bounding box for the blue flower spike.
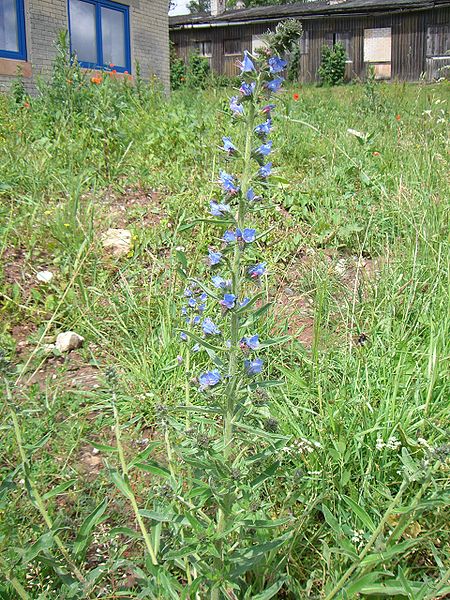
[199,370,221,390]
[259,163,272,178]
[240,81,255,96]
[237,50,255,72]
[256,141,273,156]
[266,78,284,93]
[221,293,236,310]
[244,358,264,376]
[202,317,221,336]
[230,96,244,116]
[222,137,236,155]
[248,262,266,279]
[210,200,231,217]
[219,170,239,195]
[208,250,222,266]
[240,334,259,351]
[268,56,287,74]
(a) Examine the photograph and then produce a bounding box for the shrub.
[318,42,347,86]
[186,51,210,89]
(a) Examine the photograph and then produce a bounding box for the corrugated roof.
[169,0,449,27]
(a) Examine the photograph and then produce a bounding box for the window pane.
[364,28,391,63]
[0,0,19,52]
[224,39,241,56]
[101,6,125,67]
[70,0,97,64]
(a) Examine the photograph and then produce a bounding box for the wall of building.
[170,6,450,82]
[0,0,170,93]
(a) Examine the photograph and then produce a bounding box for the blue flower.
[221,293,236,310]
[256,141,272,156]
[230,96,244,116]
[240,334,259,350]
[259,163,272,178]
[255,119,272,137]
[246,188,255,201]
[184,288,193,297]
[244,358,263,376]
[188,297,197,308]
[240,81,255,96]
[193,315,201,325]
[248,262,266,278]
[219,170,239,195]
[238,228,256,243]
[212,275,231,289]
[208,250,222,266]
[180,332,188,341]
[192,343,200,352]
[198,304,206,314]
[200,293,208,302]
[223,230,236,244]
[222,136,236,154]
[266,77,284,93]
[202,317,221,335]
[261,104,276,115]
[237,51,255,72]
[181,306,187,316]
[210,200,231,217]
[240,297,250,307]
[268,56,287,74]
[199,369,221,389]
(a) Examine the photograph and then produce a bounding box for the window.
[323,32,352,61]
[0,0,26,60]
[69,0,131,72]
[364,27,391,63]
[224,39,241,56]
[426,25,449,57]
[194,40,212,57]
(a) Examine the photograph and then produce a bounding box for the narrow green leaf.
[42,479,77,501]
[127,442,161,469]
[342,495,376,533]
[22,531,55,564]
[251,578,287,600]
[73,499,108,558]
[110,471,134,500]
[86,440,118,453]
[133,462,171,478]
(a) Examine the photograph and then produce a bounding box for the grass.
[0,72,449,598]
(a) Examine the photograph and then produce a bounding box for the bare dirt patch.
[100,186,165,228]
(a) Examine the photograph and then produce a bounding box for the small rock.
[55,331,84,353]
[36,270,54,283]
[42,343,56,353]
[101,228,131,258]
[335,259,347,276]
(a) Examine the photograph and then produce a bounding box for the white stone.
[36,270,54,283]
[55,331,84,353]
[101,228,132,258]
[335,259,347,276]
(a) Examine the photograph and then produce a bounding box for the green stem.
[112,399,159,566]
[6,383,86,585]
[0,555,30,600]
[212,82,259,600]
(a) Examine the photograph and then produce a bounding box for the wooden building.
[169,0,450,82]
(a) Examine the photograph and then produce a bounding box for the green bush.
[318,42,347,86]
[186,51,210,89]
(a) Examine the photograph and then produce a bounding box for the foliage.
[170,41,186,90]
[186,51,211,89]
[318,42,347,86]
[0,32,449,599]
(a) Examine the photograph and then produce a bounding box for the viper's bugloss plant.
[165,34,300,599]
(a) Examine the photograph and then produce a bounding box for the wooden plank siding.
[170,6,450,82]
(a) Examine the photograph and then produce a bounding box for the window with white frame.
[0,0,26,60]
[69,0,131,72]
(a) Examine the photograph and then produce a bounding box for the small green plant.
[185,51,210,89]
[170,41,186,90]
[318,42,347,86]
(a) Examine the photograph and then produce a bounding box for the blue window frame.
[0,0,27,60]
[68,0,131,73]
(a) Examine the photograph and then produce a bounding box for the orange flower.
[293,93,299,101]
[23,101,30,109]
[66,79,73,84]
[90,76,102,84]
[373,151,380,156]
[124,70,128,74]
[396,114,401,121]
[109,63,114,68]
